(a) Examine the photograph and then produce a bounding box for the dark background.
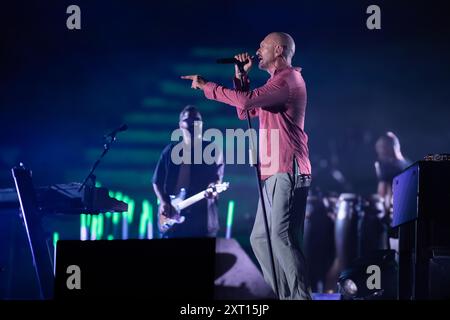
[1,0,449,298]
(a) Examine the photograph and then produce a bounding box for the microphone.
[104,124,128,138]
[216,57,253,65]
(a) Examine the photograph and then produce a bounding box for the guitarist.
[152,105,224,238]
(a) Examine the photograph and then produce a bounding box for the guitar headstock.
[212,182,230,193]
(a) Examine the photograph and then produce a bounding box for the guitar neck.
[177,191,206,211]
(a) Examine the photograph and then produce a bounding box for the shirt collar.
[272,66,302,77]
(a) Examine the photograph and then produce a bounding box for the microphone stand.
[78,134,118,192]
[237,63,280,299]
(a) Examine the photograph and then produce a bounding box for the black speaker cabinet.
[393,160,450,229]
[55,238,274,300]
[393,160,450,299]
[55,238,215,299]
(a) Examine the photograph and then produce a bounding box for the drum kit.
[304,191,390,293]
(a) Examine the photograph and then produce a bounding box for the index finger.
[181,75,197,80]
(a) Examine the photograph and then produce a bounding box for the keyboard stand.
[12,164,54,299]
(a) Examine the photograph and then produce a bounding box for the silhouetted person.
[374,131,411,216]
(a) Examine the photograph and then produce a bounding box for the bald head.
[265,32,296,61]
[375,131,404,161]
[256,32,296,72]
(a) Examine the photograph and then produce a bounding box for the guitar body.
[157,182,229,234]
[158,189,187,234]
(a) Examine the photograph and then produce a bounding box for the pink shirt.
[203,66,311,180]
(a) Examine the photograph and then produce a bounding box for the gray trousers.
[250,172,312,300]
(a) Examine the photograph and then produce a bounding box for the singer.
[182,32,312,300]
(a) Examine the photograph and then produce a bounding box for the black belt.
[293,158,311,179]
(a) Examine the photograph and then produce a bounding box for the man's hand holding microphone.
[181,52,254,90]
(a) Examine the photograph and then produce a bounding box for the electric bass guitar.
[158,182,230,233]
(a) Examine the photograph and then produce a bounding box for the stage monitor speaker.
[393,160,450,299]
[55,238,215,299]
[214,238,275,300]
[393,160,450,229]
[55,238,275,300]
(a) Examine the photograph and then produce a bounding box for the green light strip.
[81,214,86,229]
[80,214,87,240]
[97,214,104,240]
[148,202,154,224]
[127,199,135,224]
[91,215,98,240]
[119,130,170,143]
[53,232,59,248]
[227,201,235,227]
[147,202,154,239]
[112,212,120,225]
[226,200,235,239]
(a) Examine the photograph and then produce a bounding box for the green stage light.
[97,214,104,240]
[226,200,235,239]
[90,215,98,240]
[53,232,59,248]
[112,212,120,225]
[127,199,135,224]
